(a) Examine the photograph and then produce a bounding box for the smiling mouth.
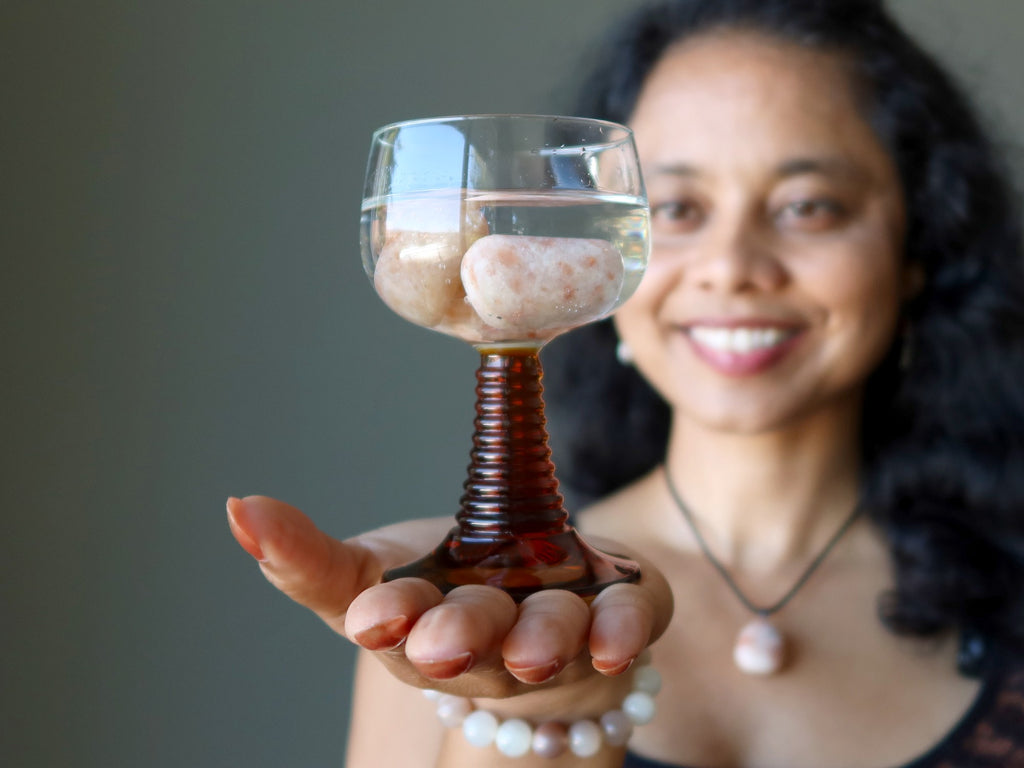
[683,324,803,376]
[688,325,798,353]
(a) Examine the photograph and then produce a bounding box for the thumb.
[227,495,438,634]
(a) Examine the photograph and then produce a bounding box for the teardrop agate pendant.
[733,615,785,675]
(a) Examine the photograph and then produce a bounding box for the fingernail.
[593,656,635,676]
[415,652,474,680]
[352,616,411,651]
[505,659,562,684]
[226,497,267,562]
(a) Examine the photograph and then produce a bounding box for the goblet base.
[382,525,640,602]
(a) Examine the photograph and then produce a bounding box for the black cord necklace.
[664,467,863,675]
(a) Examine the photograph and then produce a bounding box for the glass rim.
[369,113,634,144]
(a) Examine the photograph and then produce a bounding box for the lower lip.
[684,331,804,377]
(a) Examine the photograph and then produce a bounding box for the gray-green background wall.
[4,1,1022,765]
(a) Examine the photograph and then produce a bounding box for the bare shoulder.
[575,468,665,548]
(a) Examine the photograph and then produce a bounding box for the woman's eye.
[777,199,846,230]
[651,200,705,232]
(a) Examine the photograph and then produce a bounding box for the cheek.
[804,248,905,357]
[611,270,675,396]
[830,259,900,307]
[614,259,676,331]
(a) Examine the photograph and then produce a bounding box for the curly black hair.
[542,0,1024,643]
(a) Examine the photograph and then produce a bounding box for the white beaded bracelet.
[424,654,661,759]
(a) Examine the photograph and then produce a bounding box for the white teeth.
[689,326,792,353]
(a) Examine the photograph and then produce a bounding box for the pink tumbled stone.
[531,721,569,758]
[372,198,489,328]
[460,234,624,335]
[373,233,467,327]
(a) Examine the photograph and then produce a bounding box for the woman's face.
[617,32,914,435]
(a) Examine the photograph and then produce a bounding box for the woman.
[227,0,1024,765]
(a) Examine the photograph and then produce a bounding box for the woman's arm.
[346,648,444,767]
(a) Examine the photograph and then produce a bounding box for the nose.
[685,216,787,294]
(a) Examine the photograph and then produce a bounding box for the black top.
[624,640,1024,768]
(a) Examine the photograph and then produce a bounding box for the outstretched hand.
[227,495,672,701]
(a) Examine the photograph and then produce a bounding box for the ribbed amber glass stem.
[457,349,566,537]
[382,348,640,601]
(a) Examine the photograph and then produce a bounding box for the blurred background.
[3,1,1022,765]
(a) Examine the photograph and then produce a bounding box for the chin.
[685,385,864,438]
[706,413,792,436]
[673,398,788,435]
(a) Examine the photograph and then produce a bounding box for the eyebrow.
[645,157,868,181]
[776,157,867,181]
[647,162,699,178]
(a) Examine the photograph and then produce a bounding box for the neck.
[663,409,863,572]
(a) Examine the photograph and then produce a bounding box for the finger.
[588,584,656,674]
[500,590,590,684]
[582,538,674,675]
[404,585,519,682]
[227,496,454,631]
[227,496,372,632]
[344,578,444,650]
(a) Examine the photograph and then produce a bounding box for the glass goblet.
[360,114,650,601]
